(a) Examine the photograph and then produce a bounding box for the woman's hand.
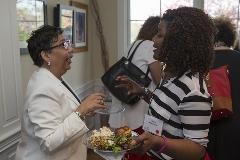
[132,132,206,160]
[115,75,144,96]
[76,93,106,116]
[134,132,162,153]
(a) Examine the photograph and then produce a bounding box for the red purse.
[205,65,233,121]
[204,152,211,160]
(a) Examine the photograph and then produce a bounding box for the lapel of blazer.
[59,78,80,106]
[40,68,80,106]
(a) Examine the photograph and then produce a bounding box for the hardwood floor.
[87,149,105,160]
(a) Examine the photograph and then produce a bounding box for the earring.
[47,61,51,66]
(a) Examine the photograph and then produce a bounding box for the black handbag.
[101,40,151,104]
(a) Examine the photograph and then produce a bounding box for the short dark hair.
[136,16,160,40]
[159,7,215,78]
[214,16,236,47]
[27,25,63,67]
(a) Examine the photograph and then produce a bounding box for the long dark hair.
[159,7,216,78]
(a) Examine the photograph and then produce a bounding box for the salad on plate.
[84,126,138,153]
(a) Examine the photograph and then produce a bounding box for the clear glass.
[205,0,239,19]
[161,0,193,15]
[18,21,37,48]
[130,0,160,21]
[94,99,125,115]
[61,9,73,42]
[16,0,45,49]
[205,0,240,47]
[36,1,44,21]
[130,20,144,43]
[17,0,36,21]
[93,86,125,115]
[236,20,240,37]
[129,0,193,42]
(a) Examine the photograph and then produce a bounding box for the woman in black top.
[207,16,240,160]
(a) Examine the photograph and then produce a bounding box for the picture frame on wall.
[70,1,88,52]
[74,8,87,48]
[54,4,74,43]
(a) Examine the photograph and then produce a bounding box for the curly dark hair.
[159,7,215,78]
[214,16,236,47]
[27,25,63,67]
[136,16,160,40]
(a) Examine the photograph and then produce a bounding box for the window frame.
[119,0,240,58]
[126,0,240,48]
[128,0,197,43]
[17,0,47,54]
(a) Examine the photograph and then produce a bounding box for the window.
[16,0,47,53]
[204,0,240,35]
[129,0,193,42]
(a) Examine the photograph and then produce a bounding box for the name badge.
[143,114,163,136]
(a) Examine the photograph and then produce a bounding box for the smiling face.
[44,34,73,78]
[152,20,168,61]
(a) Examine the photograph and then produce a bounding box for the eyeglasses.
[49,40,72,50]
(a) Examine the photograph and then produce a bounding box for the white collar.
[214,46,232,50]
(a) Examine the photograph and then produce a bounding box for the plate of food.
[82,126,140,153]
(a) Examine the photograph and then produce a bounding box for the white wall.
[90,0,119,79]
[0,0,23,159]
[20,0,94,95]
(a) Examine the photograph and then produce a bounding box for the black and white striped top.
[148,71,212,148]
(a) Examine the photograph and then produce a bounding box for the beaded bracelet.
[158,136,168,153]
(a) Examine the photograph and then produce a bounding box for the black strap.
[127,40,138,58]
[145,66,150,78]
[127,40,146,61]
[61,80,81,103]
[127,40,150,78]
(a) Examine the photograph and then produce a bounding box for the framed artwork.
[74,8,86,47]
[70,1,88,52]
[54,4,74,43]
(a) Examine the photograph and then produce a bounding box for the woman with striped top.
[117,7,215,160]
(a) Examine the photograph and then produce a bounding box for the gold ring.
[99,99,104,105]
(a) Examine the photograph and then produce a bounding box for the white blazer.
[15,68,89,160]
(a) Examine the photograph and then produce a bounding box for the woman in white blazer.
[15,25,106,160]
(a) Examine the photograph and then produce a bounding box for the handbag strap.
[127,40,146,61]
[145,67,150,78]
[127,40,150,77]
[126,40,138,58]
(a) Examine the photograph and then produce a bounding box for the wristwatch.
[75,111,85,121]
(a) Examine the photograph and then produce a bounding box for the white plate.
[82,129,139,153]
